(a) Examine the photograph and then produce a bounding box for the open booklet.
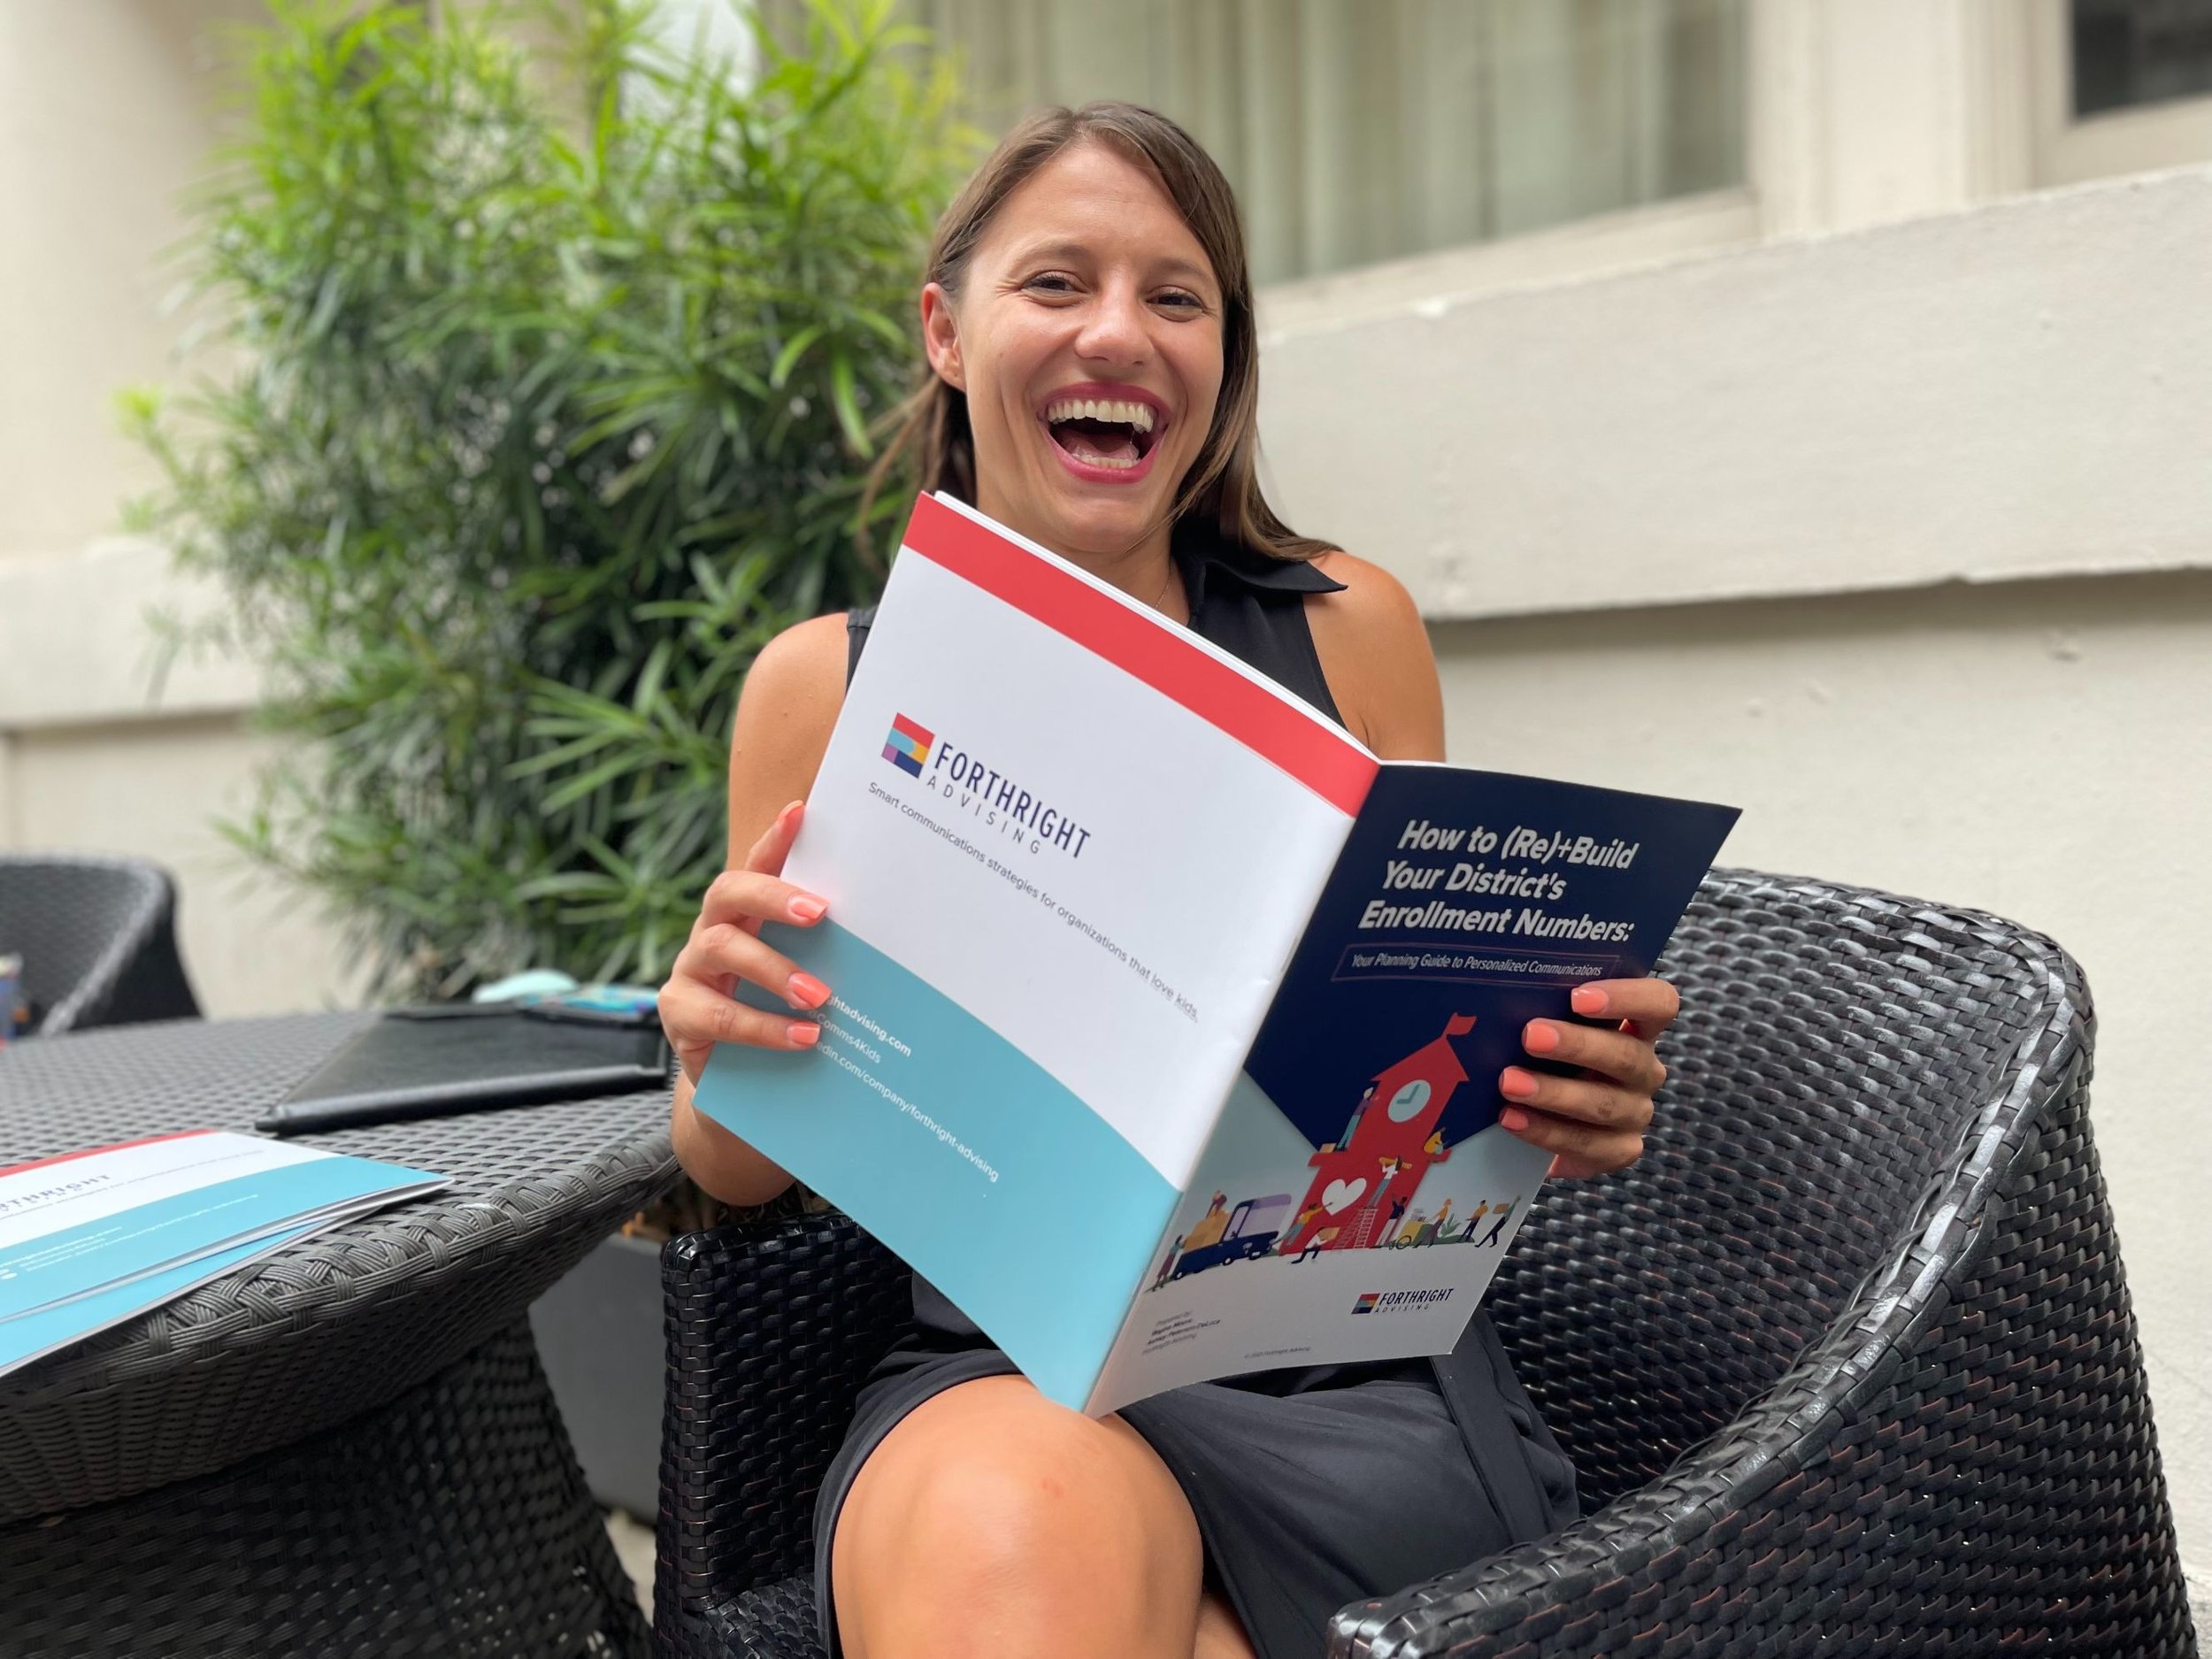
[695,492,1738,1415]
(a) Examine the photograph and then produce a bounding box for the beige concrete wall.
[0,0,263,564]
[0,2,357,1018]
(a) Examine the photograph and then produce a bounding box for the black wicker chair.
[0,852,201,1035]
[654,871,2197,1658]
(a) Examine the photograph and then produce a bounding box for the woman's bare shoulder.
[1308,549,1425,636]
[1302,550,1445,760]
[748,611,851,690]
[736,612,850,737]
[726,612,852,852]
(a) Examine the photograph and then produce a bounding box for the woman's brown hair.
[864,102,1332,563]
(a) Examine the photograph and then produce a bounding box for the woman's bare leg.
[1194,1589,1259,1659]
[831,1375,1253,1659]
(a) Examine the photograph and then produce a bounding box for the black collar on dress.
[1171,518,1346,615]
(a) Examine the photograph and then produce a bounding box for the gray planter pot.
[531,1231,664,1517]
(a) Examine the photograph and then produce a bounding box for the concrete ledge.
[0,539,258,729]
[1259,163,2212,619]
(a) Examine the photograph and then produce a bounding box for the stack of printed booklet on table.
[697,492,1738,1416]
[0,1131,445,1380]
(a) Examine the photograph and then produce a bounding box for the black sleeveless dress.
[812,520,1578,1658]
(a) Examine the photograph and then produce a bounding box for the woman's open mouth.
[1041,392,1165,483]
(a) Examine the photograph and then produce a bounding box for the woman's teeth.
[1044,397,1156,432]
[1067,444,1140,469]
[1044,396,1157,469]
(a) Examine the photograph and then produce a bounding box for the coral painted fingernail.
[1501,1107,1531,1132]
[787,1021,820,1047]
[787,972,831,1010]
[1571,985,1609,1016]
[1500,1067,1539,1102]
[1523,1022,1560,1056]
[787,894,828,923]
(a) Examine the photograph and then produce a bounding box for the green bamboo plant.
[127,0,975,998]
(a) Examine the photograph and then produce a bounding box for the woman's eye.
[1155,290,1207,313]
[1025,273,1079,295]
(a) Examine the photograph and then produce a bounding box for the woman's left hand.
[1498,978,1679,1179]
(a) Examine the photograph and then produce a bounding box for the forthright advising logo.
[881,713,935,778]
[1350,1287,1455,1316]
[874,709,1094,861]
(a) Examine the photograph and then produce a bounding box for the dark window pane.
[2073,0,2212,117]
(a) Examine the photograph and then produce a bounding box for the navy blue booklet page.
[1248,765,1740,1154]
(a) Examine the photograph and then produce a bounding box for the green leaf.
[829,349,872,457]
[769,322,826,388]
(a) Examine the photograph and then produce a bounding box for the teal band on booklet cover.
[702,917,1178,1409]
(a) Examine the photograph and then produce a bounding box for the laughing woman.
[656,104,1679,1659]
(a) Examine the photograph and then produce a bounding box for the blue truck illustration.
[1171,1193,1294,1279]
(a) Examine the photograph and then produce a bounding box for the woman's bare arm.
[665,613,850,1208]
[1303,550,1446,763]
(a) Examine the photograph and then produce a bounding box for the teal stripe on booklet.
[0,1157,442,1320]
[696,918,1176,1409]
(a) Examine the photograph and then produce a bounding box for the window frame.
[1255,184,1758,332]
[2031,0,2212,186]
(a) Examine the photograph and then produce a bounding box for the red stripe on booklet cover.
[900,495,1378,816]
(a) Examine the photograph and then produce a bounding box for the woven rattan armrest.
[655,1214,912,1656]
[1328,879,2194,1657]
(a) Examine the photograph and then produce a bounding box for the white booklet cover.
[696,493,1735,1415]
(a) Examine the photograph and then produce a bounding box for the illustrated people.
[1458,1200,1491,1242]
[1279,1202,1323,1254]
[1179,1190,1232,1255]
[1151,1234,1183,1291]
[1390,1208,1426,1248]
[1479,1198,1519,1248]
[1326,1082,1376,1154]
[1365,1154,1409,1245]
[1294,1225,1340,1264]
[657,99,1686,1659]
[1419,1199,1454,1245]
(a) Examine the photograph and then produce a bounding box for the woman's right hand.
[657,798,834,1087]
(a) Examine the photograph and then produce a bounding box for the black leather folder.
[257,1006,671,1134]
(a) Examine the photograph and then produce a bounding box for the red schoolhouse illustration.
[1276,1014,1481,1257]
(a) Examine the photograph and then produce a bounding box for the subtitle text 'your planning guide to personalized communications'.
[695,493,1738,1416]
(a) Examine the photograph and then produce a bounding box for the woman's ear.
[920,281,964,392]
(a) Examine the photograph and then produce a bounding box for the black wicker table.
[0,1012,680,1658]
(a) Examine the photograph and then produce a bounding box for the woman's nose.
[1074,284,1150,364]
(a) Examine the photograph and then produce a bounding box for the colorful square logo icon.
[1351,1293,1379,1316]
[883,714,933,778]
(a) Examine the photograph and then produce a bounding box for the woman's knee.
[832,1377,1204,1658]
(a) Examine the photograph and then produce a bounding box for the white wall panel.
[1260,164,2212,619]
